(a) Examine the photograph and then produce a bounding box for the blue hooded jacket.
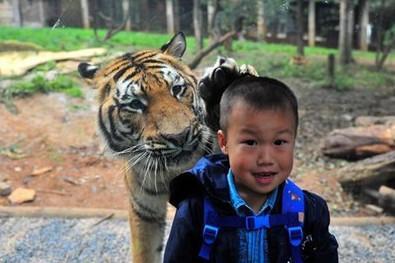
[164,154,338,263]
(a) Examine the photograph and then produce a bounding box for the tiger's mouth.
[145,134,203,159]
[140,131,213,166]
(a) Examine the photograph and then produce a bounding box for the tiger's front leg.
[125,169,168,263]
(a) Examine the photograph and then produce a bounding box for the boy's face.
[217,100,296,201]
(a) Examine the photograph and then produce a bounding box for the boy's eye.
[274,140,287,146]
[243,140,257,146]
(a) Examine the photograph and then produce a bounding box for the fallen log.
[379,185,395,208]
[355,116,395,126]
[363,186,395,211]
[322,124,395,160]
[335,150,395,185]
[0,48,107,77]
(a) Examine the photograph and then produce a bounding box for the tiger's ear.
[78,62,99,79]
[160,32,186,58]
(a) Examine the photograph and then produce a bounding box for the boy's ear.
[217,130,228,154]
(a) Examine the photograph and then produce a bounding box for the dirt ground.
[0,86,128,210]
[1,72,395,216]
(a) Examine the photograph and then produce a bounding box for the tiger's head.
[78,33,214,187]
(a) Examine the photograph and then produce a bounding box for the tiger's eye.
[172,85,185,97]
[130,99,146,111]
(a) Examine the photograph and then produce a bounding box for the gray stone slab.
[0,217,394,262]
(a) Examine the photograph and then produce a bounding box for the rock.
[30,166,53,176]
[8,188,36,204]
[0,173,10,182]
[0,182,12,196]
[341,114,353,122]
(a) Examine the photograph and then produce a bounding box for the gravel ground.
[0,217,394,262]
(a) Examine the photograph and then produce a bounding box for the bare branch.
[103,1,132,41]
[188,31,237,69]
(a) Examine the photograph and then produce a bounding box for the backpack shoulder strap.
[282,179,305,263]
[198,181,305,262]
[198,197,219,261]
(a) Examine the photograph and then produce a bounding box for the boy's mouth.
[252,172,276,184]
[253,172,276,177]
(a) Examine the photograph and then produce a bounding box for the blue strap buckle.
[202,225,219,245]
[246,216,257,230]
[245,216,269,230]
[288,226,303,246]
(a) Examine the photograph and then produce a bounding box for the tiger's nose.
[162,127,190,147]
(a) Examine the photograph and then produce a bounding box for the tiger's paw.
[240,64,258,76]
[198,57,258,131]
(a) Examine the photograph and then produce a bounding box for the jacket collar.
[227,169,278,216]
[169,154,232,208]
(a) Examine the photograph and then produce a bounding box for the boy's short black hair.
[219,75,298,132]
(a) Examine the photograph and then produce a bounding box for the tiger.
[78,32,256,263]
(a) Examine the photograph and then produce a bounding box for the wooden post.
[308,0,315,47]
[328,53,335,88]
[296,0,304,56]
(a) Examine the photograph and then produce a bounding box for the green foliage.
[0,40,43,52]
[0,27,198,52]
[231,48,395,91]
[4,75,82,98]
[0,27,91,51]
[0,27,393,92]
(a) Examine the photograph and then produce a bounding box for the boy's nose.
[257,147,274,166]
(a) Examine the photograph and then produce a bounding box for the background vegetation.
[0,26,394,92]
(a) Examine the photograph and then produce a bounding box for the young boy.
[164,75,338,263]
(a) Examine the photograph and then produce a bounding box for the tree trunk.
[308,0,315,47]
[80,0,90,28]
[339,0,353,65]
[130,0,141,30]
[12,0,23,27]
[207,0,215,34]
[257,0,266,42]
[193,0,203,50]
[166,0,175,35]
[377,42,395,70]
[37,0,45,26]
[122,0,131,31]
[174,0,180,33]
[140,0,149,31]
[358,0,369,51]
[347,5,354,54]
[296,0,304,56]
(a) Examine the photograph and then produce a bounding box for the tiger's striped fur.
[78,33,215,263]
